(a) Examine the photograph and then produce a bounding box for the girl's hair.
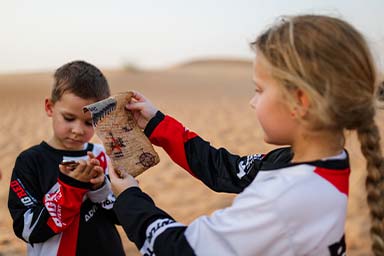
[251,15,384,255]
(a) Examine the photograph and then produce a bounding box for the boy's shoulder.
[17,142,48,160]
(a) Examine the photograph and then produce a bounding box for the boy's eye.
[85,121,93,126]
[63,116,75,122]
[254,87,263,93]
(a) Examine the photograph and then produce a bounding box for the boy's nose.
[71,122,85,135]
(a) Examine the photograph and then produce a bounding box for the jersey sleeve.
[113,187,195,256]
[113,186,286,256]
[8,153,90,243]
[144,111,264,193]
[87,145,120,224]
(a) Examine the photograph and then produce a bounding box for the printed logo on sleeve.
[10,179,36,207]
[44,185,64,228]
[140,218,184,256]
[237,154,263,179]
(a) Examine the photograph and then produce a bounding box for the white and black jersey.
[113,112,349,256]
[8,142,125,256]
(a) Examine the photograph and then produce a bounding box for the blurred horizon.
[1,0,383,74]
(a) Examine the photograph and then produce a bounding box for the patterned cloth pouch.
[83,91,160,177]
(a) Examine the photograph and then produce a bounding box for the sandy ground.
[0,60,378,255]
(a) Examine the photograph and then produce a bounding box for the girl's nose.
[249,95,257,109]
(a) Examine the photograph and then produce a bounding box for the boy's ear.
[45,98,54,117]
[291,89,310,118]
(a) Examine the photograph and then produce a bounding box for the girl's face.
[45,92,95,150]
[249,55,299,145]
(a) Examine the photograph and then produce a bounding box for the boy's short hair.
[51,60,110,103]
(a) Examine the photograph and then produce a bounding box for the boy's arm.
[145,111,264,193]
[8,154,90,243]
[86,151,121,223]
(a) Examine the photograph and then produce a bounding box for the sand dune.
[0,59,377,255]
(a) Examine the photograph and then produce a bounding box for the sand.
[0,60,377,255]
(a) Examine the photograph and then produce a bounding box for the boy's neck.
[291,129,344,163]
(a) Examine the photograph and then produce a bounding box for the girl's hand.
[109,162,139,197]
[126,91,158,129]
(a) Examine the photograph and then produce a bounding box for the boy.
[8,61,125,256]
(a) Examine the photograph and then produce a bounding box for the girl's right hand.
[126,91,158,129]
[108,161,139,197]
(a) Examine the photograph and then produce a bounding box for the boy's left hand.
[109,162,139,197]
[87,152,106,190]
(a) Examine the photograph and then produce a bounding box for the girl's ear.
[45,98,54,117]
[291,89,310,118]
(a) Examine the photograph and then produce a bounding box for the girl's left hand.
[109,162,139,197]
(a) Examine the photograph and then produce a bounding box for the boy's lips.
[67,138,83,144]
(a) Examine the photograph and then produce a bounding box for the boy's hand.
[87,152,106,190]
[59,152,105,187]
[126,91,158,129]
[109,162,139,197]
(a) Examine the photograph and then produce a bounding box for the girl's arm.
[145,111,263,193]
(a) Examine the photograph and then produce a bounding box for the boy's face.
[45,92,96,150]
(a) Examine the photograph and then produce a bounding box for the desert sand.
[0,59,378,255]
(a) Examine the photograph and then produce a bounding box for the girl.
[110,15,384,255]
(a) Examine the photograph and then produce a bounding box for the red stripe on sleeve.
[57,214,80,256]
[149,115,198,176]
[314,167,350,196]
[44,180,88,233]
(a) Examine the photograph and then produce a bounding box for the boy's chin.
[62,140,87,150]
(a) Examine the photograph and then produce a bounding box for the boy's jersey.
[114,112,348,256]
[8,141,125,256]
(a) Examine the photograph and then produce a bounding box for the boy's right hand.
[126,91,158,129]
[59,157,103,184]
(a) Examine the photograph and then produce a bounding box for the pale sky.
[1,0,383,73]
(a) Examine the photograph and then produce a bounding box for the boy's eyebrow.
[61,111,92,121]
[61,111,75,116]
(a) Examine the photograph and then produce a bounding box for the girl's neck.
[291,129,344,163]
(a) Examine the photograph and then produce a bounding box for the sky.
[1,0,383,73]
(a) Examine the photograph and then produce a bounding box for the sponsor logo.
[140,218,184,256]
[85,205,98,222]
[45,189,64,228]
[10,179,35,207]
[237,154,263,178]
[101,198,114,208]
[147,219,175,244]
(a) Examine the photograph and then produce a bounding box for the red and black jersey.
[8,141,125,256]
[114,111,349,256]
